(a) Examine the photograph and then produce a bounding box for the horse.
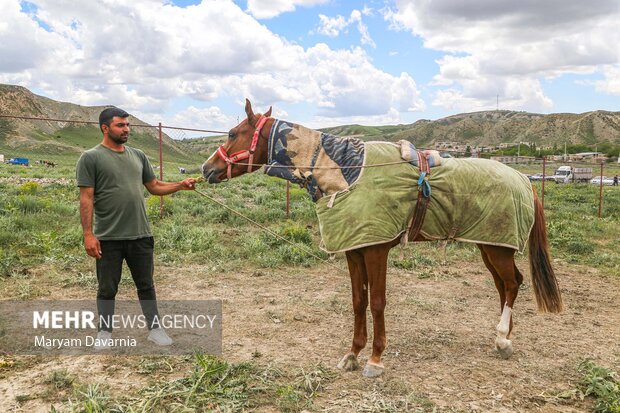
[201,99,563,378]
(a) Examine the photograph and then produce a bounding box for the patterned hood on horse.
[266,119,365,201]
[314,142,535,253]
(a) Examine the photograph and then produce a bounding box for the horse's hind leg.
[338,249,368,372]
[479,244,524,359]
[478,245,506,314]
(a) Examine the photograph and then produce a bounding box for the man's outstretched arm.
[144,178,196,196]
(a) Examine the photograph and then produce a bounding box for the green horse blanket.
[315,142,535,253]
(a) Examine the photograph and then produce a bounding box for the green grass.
[1,162,619,291]
[538,183,620,274]
[578,359,620,413]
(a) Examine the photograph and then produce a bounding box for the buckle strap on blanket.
[407,150,432,241]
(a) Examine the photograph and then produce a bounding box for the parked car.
[6,157,29,166]
[528,173,555,181]
[590,176,614,186]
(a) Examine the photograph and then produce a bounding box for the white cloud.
[315,8,376,48]
[386,0,620,111]
[433,78,553,113]
[170,106,238,133]
[0,0,74,72]
[246,0,328,19]
[593,65,620,96]
[0,0,420,126]
[313,107,402,128]
[316,14,348,37]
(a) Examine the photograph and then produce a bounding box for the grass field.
[1,159,619,412]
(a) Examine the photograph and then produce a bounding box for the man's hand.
[84,233,102,259]
[179,178,197,190]
[145,178,197,195]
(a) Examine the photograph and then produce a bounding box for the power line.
[0,114,227,134]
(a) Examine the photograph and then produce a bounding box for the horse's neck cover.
[266,119,365,202]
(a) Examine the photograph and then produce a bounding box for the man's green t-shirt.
[76,144,156,240]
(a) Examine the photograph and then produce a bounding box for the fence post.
[286,181,290,219]
[158,122,164,219]
[542,156,546,208]
[598,162,604,218]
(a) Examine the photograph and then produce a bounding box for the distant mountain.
[0,84,197,163]
[321,109,620,148]
[2,83,619,163]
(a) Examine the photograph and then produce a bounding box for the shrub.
[279,222,313,245]
[578,359,620,413]
[19,181,41,195]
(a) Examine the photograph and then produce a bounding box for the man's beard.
[109,131,128,144]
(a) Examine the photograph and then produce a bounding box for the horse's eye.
[228,131,236,140]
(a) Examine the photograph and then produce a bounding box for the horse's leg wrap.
[337,352,360,371]
[495,304,513,359]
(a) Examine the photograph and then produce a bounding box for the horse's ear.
[245,99,254,121]
[264,106,272,118]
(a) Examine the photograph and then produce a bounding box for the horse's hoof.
[362,361,384,378]
[337,352,360,371]
[496,340,513,359]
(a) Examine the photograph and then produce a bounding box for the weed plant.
[578,359,620,413]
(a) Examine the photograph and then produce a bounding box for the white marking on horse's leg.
[495,304,513,359]
[337,352,360,371]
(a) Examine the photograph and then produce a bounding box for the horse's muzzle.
[201,162,222,184]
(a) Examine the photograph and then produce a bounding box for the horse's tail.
[528,191,563,313]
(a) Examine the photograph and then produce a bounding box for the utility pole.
[564,142,567,161]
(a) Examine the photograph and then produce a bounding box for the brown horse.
[201,99,563,378]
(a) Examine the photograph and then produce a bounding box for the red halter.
[215,115,268,180]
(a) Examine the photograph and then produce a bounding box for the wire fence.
[0,113,227,216]
[1,114,619,219]
[496,157,619,218]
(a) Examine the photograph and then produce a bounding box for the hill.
[2,83,619,164]
[0,84,199,165]
[321,110,620,148]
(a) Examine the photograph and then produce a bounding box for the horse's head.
[201,99,272,183]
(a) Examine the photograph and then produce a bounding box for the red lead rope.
[216,116,269,179]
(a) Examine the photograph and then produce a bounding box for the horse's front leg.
[361,244,390,378]
[338,250,368,371]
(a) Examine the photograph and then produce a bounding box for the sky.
[1,0,619,137]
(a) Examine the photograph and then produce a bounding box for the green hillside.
[3,83,620,167]
[0,84,206,169]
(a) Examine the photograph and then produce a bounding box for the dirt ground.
[1,255,619,412]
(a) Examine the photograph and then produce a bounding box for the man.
[77,107,196,349]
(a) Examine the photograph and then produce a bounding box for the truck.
[6,157,29,166]
[553,165,592,184]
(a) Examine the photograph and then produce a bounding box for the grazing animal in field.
[201,99,563,378]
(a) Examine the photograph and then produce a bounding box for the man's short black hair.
[99,107,130,131]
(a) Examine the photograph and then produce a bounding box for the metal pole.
[286,181,290,219]
[542,156,546,209]
[598,162,604,218]
[158,122,164,219]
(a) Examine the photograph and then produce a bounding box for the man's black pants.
[96,237,159,332]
